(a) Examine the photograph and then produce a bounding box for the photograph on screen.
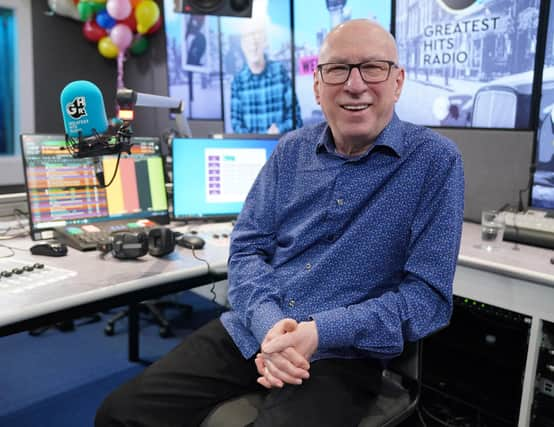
[395,0,540,128]
[164,0,222,119]
[172,137,279,219]
[293,0,392,127]
[532,0,554,209]
[220,0,299,134]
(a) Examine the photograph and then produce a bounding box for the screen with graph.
[20,134,169,235]
[172,136,279,220]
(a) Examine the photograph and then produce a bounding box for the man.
[96,19,464,427]
[230,17,302,134]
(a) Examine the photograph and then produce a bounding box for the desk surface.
[458,222,554,288]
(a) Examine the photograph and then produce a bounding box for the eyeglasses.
[317,60,398,85]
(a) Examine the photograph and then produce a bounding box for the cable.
[190,249,219,306]
[420,404,459,427]
[416,405,428,427]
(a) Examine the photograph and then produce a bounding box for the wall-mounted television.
[395,0,541,129]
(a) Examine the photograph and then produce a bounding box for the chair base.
[104,300,192,338]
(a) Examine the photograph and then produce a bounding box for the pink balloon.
[106,0,132,20]
[110,23,133,51]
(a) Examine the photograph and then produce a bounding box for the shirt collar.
[316,113,406,160]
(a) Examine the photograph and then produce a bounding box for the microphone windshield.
[60,80,108,138]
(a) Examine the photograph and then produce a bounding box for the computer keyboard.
[503,209,554,249]
[54,219,159,251]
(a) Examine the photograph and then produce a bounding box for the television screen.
[172,136,279,220]
[220,0,298,134]
[163,0,222,119]
[532,0,554,209]
[293,0,393,127]
[395,0,540,129]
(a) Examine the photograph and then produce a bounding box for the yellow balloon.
[91,0,107,3]
[135,0,160,34]
[98,36,119,59]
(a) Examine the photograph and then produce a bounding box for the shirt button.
[288,299,296,307]
[305,263,312,270]
[336,198,344,206]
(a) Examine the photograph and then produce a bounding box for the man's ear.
[393,67,406,101]
[313,70,321,105]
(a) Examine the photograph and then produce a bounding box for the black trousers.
[95,319,383,427]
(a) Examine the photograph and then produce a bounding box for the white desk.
[455,222,554,427]
[0,231,230,360]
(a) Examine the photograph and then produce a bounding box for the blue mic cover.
[60,80,108,138]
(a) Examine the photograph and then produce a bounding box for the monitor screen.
[395,0,540,129]
[531,0,554,209]
[172,136,279,220]
[21,134,169,239]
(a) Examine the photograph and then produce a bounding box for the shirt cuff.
[250,301,285,344]
[310,307,356,349]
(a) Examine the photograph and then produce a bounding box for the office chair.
[104,299,193,338]
[200,341,422,427]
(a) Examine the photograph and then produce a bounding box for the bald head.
[319,19,399,64]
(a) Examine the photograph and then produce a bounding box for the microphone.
[60,80,133,186]
[60,80,108,138]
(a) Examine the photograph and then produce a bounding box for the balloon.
[135,0,160,34]
[90,1,107,13]
[77,1,95,21]
[129,0,142,7]
[119,12,137,32]
[146,14,162,34]
[106,0,132,20]
[130,35,149,55]
[96,9,117,29]
[91,0,107,3]
[48,0,80,20]
[110,23,134,51]
[98,36,119,58]
[82,19,107,42]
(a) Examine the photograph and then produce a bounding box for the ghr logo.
[66,96,87,119]
[438,0,478,11]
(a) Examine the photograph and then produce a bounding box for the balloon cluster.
[50,0,162,59]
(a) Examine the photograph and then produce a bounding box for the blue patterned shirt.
[221,114,465,360]
[230,59,302,134]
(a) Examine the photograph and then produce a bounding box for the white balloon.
[47,0,80,20]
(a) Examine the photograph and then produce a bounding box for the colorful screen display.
[172,136,279,219]
[395,0,540,129]
[20,134,169,232]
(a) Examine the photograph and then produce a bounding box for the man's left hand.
[262,320,319,361]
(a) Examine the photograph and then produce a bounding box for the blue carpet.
[0,291,222,426]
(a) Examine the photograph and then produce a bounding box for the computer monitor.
[21,134,170,240]
[172,136,279,220]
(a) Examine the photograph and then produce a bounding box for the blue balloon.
[96,10,116,30]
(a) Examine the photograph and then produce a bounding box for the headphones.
[99,227,175,259]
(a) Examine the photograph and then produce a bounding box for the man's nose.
[345,67,367,91]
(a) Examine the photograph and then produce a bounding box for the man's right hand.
[255,319,310,388]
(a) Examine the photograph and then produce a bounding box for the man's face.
[314,23,405,148]
[241,26,267,66]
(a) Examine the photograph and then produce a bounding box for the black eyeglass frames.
[317,60,399,84]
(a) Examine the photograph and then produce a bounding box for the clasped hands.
[254,318,318,389]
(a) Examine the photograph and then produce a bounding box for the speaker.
[148,227,176,257]
[175,0,253,17]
